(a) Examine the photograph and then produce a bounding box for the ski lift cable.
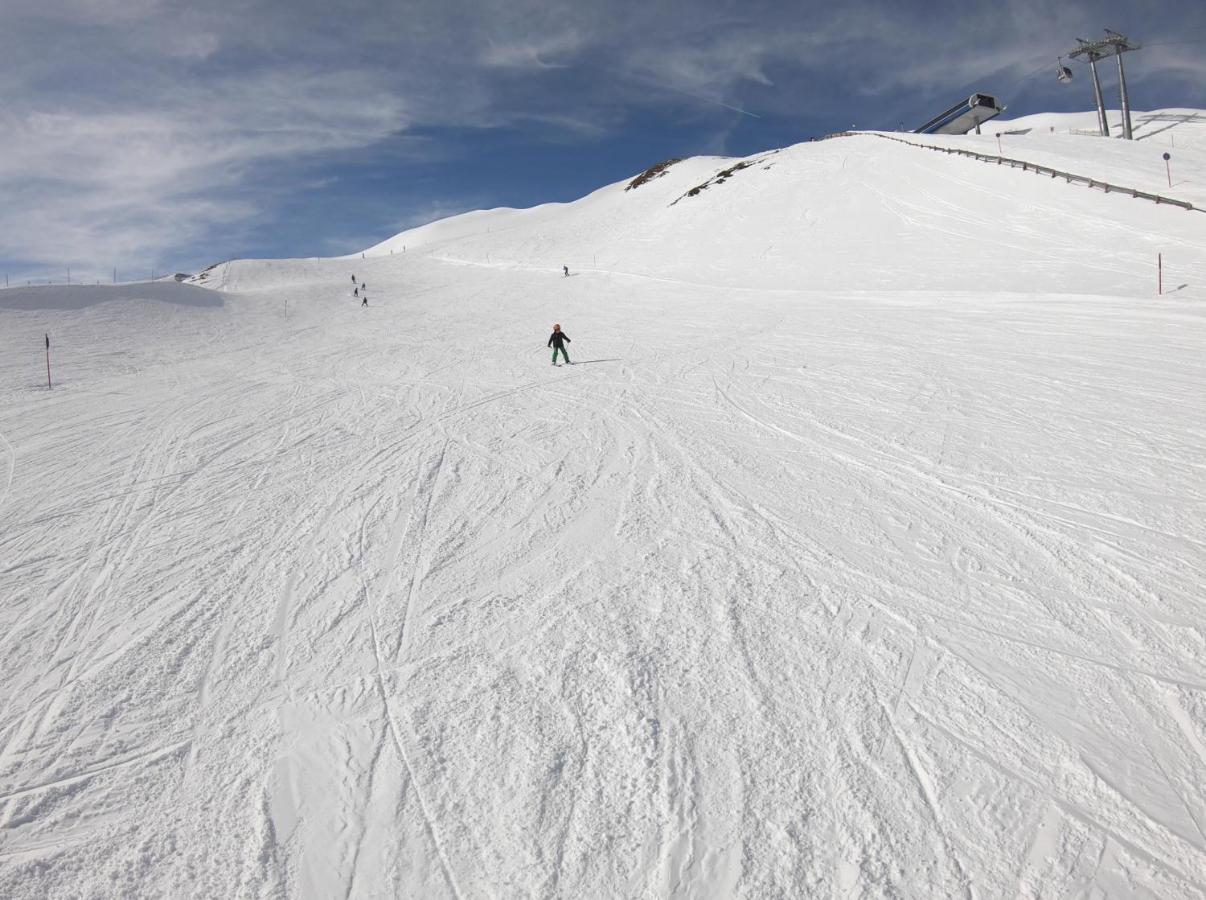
[1010,29,1206,80]
[1003,58,1062,92]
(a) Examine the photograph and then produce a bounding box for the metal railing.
[823,132,1198,212]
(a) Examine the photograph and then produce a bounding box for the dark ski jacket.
[548,331,571,349]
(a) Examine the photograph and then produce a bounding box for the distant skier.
[352,274,357,284]
[563,265,569,277]
[548,323,571,366]
[361,290,368,308]
[354,287,359,298]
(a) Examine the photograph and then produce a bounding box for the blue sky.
[1,0,1203,283]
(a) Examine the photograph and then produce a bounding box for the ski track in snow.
[0,428,14,518]
[2,112,1206,897]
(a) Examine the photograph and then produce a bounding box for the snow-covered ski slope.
[1,110,1204,899]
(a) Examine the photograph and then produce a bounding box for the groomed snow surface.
[1,111,1204,898]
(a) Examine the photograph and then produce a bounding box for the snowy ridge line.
[828,131,1199,213]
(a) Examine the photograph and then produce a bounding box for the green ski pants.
[552,345,570,364]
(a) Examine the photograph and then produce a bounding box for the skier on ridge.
[548,324,571,367]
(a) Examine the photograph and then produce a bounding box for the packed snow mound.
[323,109,1206,298]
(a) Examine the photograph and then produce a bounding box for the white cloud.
[1139,45,1206,85]
[481,31,583,69]
[31,0,165,25]
[0,0,1201,278]
[0,67,409,272]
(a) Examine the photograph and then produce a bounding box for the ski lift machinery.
[913,93,1005,135]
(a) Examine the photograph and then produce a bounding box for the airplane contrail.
[657,82,762,118]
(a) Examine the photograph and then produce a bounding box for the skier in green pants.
[548,323,572,366]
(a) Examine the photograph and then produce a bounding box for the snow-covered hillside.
[1,110,1204,899]
[357,108,1206,298]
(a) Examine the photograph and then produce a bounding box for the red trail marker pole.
[45,333,52,389]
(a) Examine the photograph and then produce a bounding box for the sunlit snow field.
[1,111,1204,898]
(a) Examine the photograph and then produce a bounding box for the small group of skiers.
[349,270,575,366]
